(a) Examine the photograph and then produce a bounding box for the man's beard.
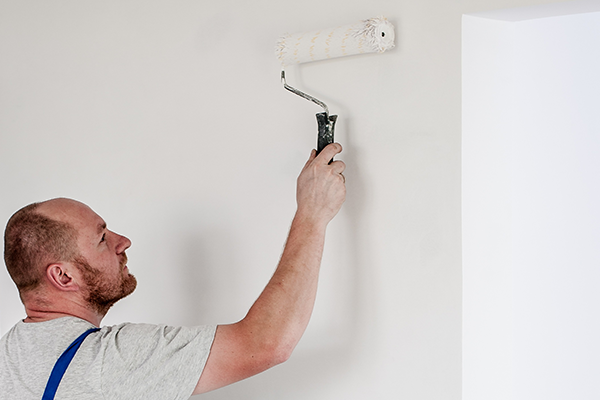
[74,254,137,315]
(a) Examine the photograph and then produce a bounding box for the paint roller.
[276,16,395,154]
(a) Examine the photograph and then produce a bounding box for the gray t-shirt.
[0,317,216,400]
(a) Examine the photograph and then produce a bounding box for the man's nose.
[114,232,132,254]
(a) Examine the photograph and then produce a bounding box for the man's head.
[4,198,137,315]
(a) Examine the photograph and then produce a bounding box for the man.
[0,144,346,399]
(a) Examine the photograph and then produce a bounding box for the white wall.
[463,2,600,399]
[0,0,561,398]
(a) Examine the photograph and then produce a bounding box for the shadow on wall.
[187,117,379,398]
[177,226,242,326]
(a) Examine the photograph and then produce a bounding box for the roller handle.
[316,112,337,156]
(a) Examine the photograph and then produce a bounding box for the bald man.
[0,144,345,399]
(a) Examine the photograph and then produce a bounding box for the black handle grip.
[316,112,337,156]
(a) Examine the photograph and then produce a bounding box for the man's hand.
[296,143,346,228]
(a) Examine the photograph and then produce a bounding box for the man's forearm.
[241,212,327,358]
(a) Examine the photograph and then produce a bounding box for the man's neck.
[24,303,103,327]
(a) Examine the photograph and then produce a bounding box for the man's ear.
[46,264,80,292]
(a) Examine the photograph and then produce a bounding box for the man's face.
[75,251,137,315]
[41,199,137,314]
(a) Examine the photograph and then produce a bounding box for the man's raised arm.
[193,143,346,394]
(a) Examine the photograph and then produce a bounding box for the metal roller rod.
[281,71,329,116]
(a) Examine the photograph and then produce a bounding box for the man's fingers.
[315,143,342,164]
[312,143,345,181]
[303,149,317,168]
[330,159,346,175]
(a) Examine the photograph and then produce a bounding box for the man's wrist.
[291,210,329,233]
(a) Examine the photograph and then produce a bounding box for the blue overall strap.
[41,327,100,400]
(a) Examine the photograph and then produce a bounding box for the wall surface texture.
[0,0,560,398]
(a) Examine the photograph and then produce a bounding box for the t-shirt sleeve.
[97,323,216,400]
